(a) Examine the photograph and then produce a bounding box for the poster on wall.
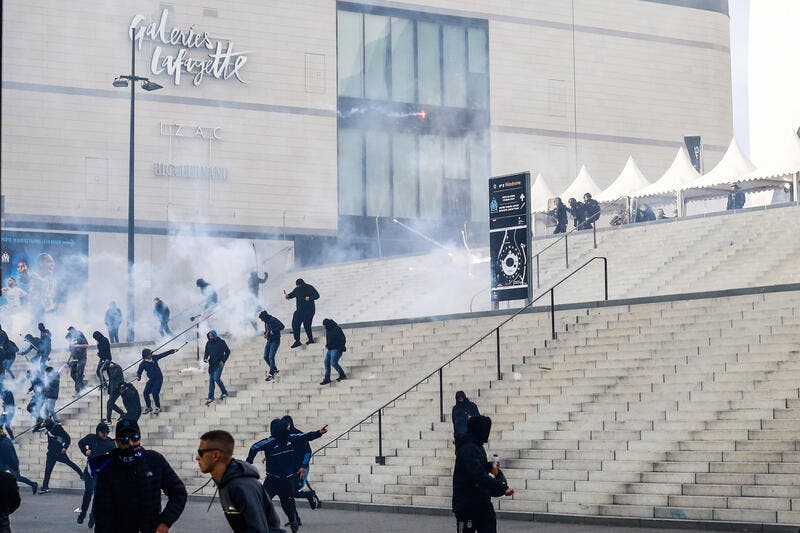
[0,230,89,321]
[489,172,532,303]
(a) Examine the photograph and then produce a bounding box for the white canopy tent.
[633,146,700,200]
[561,165,602,201]
[531,172,556,212]
[735,130,800,202]
[595,156,651,203]
[681,138,756,200]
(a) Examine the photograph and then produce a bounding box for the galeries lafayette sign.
[129,9,248,86]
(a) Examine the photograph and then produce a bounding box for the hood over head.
[219,458,260,488]
[322,318,337,329]
[270,418,290,443]
[281,415,295,432]
[92,331,104,342]
[38,323,46,332]
[455,390,467,402]
[295,278,304,287]
[96,422,110,434]
[141,349,153,358]
[467,415,492,445]
[258,310,269,322]
[207,329,217,340]
[196,278,208,288]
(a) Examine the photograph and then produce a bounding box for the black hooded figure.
[196,279,218,310]
[452,391,480,439]
[92,331,112,387]
[285,279,319,348]
[0,331,18,380]
[452,416,513,533]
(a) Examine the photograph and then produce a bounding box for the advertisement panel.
[0,230,89,318]
[489,172,532,303]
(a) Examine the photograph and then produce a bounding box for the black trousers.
[265,477,299,525]
[158,318,172,336]
[80,469,96,515]
[291,311,314,342]
[107,388,125,419]
[553,222,566,234]
[108,327,119,344]
[42,453,83,489]
[95,360,110,387]
[70,358,86,393]
[455,502,497,533]
[11,469,36,489]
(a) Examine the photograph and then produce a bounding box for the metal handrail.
[312,256,608,463]
[15,306,221,440]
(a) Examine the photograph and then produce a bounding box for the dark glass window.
[443,25,467,108]
[337,11,363,98]
[366,130,391,216]
[391,17,415,103]
[338,128,364,215]
[416,22,441,106]
[393,133,418,218]
[364,15,389,100]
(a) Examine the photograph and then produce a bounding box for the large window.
[337,3,489,222]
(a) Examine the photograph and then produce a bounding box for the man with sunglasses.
[91,419,187,533]
[196,429,285,532]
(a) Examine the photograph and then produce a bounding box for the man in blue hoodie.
[203,330,230,406]
[197,429,285,532]
[246,419,327,533]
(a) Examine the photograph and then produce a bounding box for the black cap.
[115,418,140,438]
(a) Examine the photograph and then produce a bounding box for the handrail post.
[100,381,104,422]
[535,254,540,289]
[564,232,569,268]
[603,257,609,300]
[375,409,385,465]
[195,321,200,362]
[495,328,502,381]
[438,368,444,423]
[593,222,597,248]
[550,289,556,340]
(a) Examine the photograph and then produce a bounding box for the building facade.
[1,0,732,315]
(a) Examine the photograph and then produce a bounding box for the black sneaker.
[32,482,38,495]
[265,374,274,382]
[220,393,228,400]
[77,511,86,524]
[308,490,320,510]
[39,488,51,494]
[319,378,331,385]
[142,407,153,415]
[205,399,215,406]
[88,513,95,528]
[290,341,302,348]
[305,338,315,345]
[336,375,347,382]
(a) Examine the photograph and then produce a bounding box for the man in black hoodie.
[93,331,112,388]
[285,279,319,348]
[203,330,230,406]
[282,416,320,511]
[452,391,480,439]
[0,427,37,494]
[259,310,285,381]
[77,422,116,526]
[452,416,514,532]
[102,361,126,423]
[91,419,187,533]
[196,429,285,532]
[0,331,18,380]
[320,319,347,385]
[66,327,89,394]
[119,382,142,422]
[153,298,172,337]
[40,418,84,493]
[196,279,218,310]
[246,418,327,533]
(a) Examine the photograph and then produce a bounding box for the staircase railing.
[313,256,608,464]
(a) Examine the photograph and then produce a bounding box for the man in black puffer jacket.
[452,391,480,439]
[285,279,319,348]
[197,429,285,532]
[203,330,230,406]
[40,418,84,493]
[91,419,187,533]
[452,416,514,533]
[319,319,346,385]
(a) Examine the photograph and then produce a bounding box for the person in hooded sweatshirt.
[77,422,116,526]
[452,391,481,439]
[281,416,320,511]
[91,419,187,533]
[319,319,347,385]
[66,326,89,394]
[1,387,15,439]
[203,330,230,406]
[93,331,113,387]
[104,301,122,344]
[137,345,183,415]
[102,361,126,423]
[246,418,327,533]
[152,297,172,337]
[259,310,285,381]
[196,429,285,533]
[196,278,218,310]
[285,279,319,348]
[0,330,18,380]
[40,418,84,493]
[452,415,514,533]
[21,323,52,369]
[0,469,20,533]
[0,426,37,494]
[119,382,142,422]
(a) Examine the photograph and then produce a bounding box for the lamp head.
[141,80,163,92]
[112,78,129,88]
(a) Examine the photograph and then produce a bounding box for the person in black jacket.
[103,361,126,423]
[0,331,18,380]
[19,333,45,369]
[582,193,601,229]
[66,327,89,394]
[726,182,745,210]
[119,382,142,422]
[93,331,112,388]
[249,272,269,300]
[259,310,285,381]
[0,427,37,494]
[285,279,319,348]
[196,279,218,310]
[40,418,84,493]
[1,388,14,439]
[320,319,347,385]
[548,197,568,234]
[246,419,327,533]
[137,345,183,415]
[452,416,514,532]
[0,470,21,533]
[196,429,284,532]
[203,330,230,406]
[282,415,321,511]
[77,422,116,526]
[566,198,586,229]
[452,391,480,439]
[153,298,172,337]
[105,301,122,344]
[91,419,187,533]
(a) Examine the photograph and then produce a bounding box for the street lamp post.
[113,37,163,342]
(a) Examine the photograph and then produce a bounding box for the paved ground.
[8,491,707,532]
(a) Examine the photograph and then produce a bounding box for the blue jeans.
[263,338,280,374]
[208,366,228,400]
[324,349,346,380]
